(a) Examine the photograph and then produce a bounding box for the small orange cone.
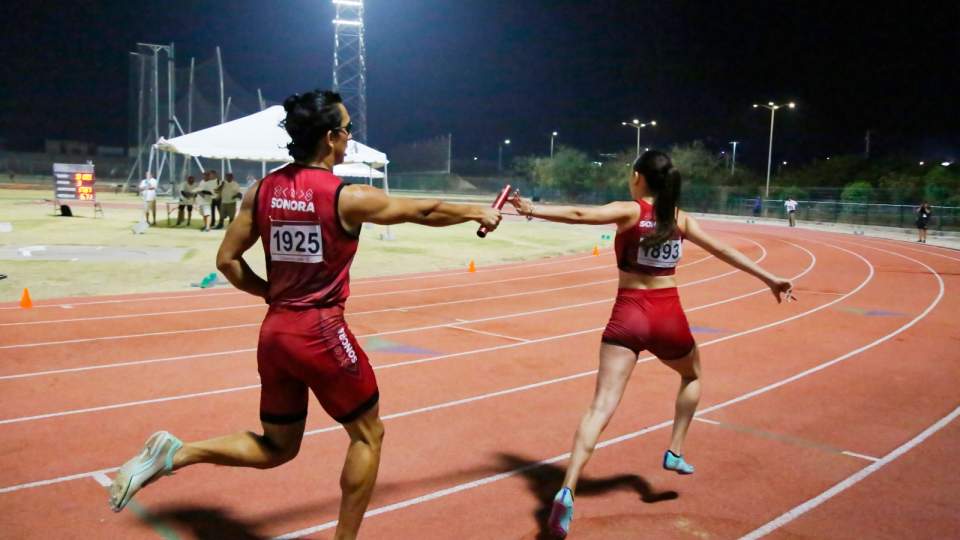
[20,288,33,309]
[468,260,476,273]
[592,245,600,256]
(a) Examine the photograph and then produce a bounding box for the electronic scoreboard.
[53,163,96,201]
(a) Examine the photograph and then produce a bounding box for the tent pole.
[216,46,225,175]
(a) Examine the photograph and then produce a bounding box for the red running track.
[0,220,957,539]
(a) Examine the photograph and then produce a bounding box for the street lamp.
[729,141,739,175]
[621,118,657,158]
[753,101,795,198]
[498,139,511,172]
[550,131,558,158]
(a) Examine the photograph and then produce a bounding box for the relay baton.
[476,184,512,238]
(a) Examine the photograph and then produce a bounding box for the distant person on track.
[138,172,158,226]
[509,150,794,538]
[108,89,502,540]
[784,197,799,227]
[751,196,762,221]
[916,202,932,243]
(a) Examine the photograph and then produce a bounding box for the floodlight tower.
[332,0,368,143]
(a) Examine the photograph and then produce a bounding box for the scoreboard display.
[53,163,96,201]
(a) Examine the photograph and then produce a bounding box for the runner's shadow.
[144,506,276,539]
[496,453,678,540]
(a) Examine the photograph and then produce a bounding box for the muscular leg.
[172,419,305,470]
[335,403,385,540]
[562,343,638,493]
[659,344,702,455]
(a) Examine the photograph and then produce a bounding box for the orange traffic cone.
[468,260,476,273]
[592,245,600,256]
[20,288,33,309]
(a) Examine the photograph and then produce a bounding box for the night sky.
[2,1,958,169]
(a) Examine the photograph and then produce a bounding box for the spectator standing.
[784,197,799,227]
[751,196,762,222]
[209,170,223,227]
[216,173,243,229]
[195,171,218,232]
[916,202,933,243]
[176,176,197,227]
[138,172,158,226]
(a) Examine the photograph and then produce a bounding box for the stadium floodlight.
[498,139,512,172]
[621,119,657,158]
[333,19,363,26]
[333,0,363,5]
[332,0,367,142]
[942,161,952,167]
[754,101,796,198]
[550,131,558,157]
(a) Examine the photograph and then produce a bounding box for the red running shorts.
[601,287,695,360]
[257,304,379,424]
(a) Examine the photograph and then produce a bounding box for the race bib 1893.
[270,221,323,263]
[637,239,682,268]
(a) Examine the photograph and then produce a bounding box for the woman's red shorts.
[601,287,695,360]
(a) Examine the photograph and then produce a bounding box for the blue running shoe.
[663,450,694,474]
[547,486,574,538]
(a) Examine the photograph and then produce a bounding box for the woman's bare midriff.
[617,269,677,290]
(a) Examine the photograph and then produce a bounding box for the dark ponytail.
[635,150,682,248]
[281,90,344,162]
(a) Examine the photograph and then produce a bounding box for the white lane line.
[449,326,529,343]
[741,405,960,540]
[0,253,721,327]
[694,417,722,425]
[0,241,783,419]
[841,451,880,462]
[0,241,760,351]
[92,472,112,488]
[0,467,119,494]
[0,385,261,426]
[281,241,949,540]
[0,349,257,381]
[0,291,240,311]
[734,239,951,540]
[0,241,823,493]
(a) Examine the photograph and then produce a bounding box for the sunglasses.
[333,121,353,135]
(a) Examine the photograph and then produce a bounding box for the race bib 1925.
[270,221,323,263]
[637,239,682,268]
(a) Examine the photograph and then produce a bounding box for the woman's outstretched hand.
[509,192,533,217]
[768,277,796,304]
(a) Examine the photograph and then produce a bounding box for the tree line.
[512,142,960,208]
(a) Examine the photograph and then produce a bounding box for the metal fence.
[727,198,960,232]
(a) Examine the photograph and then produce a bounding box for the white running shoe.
[109,431,182,512]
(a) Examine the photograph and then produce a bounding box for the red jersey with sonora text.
[255,164,359,307]
[614,199,683,276]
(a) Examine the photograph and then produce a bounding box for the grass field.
[0,188,607,301]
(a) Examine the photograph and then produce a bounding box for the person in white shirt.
[195,171,218,232]
[784,198,799,227]
[138,173,159,225]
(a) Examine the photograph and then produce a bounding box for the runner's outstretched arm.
[681,212,794,303]
[511,194,637,227]
[216,181,268,299]
[339,184,501,229]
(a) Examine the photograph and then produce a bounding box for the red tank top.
[614,199,683,276]
[254,164,359,307]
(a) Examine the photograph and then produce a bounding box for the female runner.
[509,150,794,538]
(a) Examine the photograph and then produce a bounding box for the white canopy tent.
[155,105,389,182]
[155,105,394,238]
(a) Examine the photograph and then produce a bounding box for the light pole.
[729,141,739,175]
[621,119,657,158]
[550,131,558,158]
[498,139,511,172]
[753,101,795,198]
